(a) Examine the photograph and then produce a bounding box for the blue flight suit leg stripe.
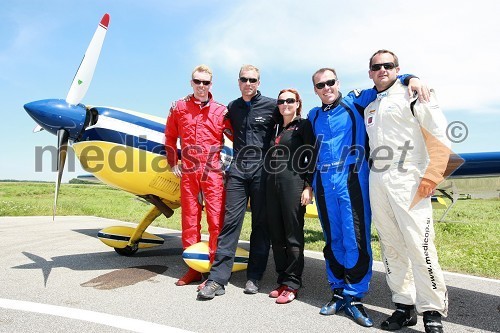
[314,164,373,297]
[314,171,346,288]
[344,164,372,293]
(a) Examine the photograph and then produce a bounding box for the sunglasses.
[277,98,296,105]
[370,62,396,71]
[192,79,211,86]
[239,77,258,83]
[314,79,337,89]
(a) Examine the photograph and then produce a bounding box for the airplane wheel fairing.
[97,226,164,249]
[114,244,138,256]
[182,241,249,273]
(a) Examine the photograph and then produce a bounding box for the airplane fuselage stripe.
[80,128,166,155]
[89,113,165,142]
[183,253,248,263]
[78,107,233,158]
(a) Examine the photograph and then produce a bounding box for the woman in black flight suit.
[265,88,316,304]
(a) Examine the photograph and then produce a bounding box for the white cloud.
[196,0,500,113]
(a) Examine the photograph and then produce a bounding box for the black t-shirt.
[265,118,316,187]
[227,91,280,162]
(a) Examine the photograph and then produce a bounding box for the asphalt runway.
[0,216,498,333]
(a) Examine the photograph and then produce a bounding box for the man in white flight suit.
[364,49,450,333]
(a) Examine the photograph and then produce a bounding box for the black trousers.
[209,161,270,285]
[266,172,305,290]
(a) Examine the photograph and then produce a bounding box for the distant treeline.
[0,179,52,183]
[0,179,98,185]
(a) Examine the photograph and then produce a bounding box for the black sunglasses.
[192,78,211,86]
[239,77,258,83]
[370,62,396,71]
[314,79,337,90]
[277,98,296,105]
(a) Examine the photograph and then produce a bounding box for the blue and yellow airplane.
[24,14,188,256]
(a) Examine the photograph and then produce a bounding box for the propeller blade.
[53,129,69,220]
[66,13,110,105]
[33,125,44,133]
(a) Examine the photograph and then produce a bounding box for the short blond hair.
[192,64,212,80]
[239,64,260,79]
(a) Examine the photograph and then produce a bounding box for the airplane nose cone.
[24,99,88,139]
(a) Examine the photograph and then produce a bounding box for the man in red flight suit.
[165,64,232,286]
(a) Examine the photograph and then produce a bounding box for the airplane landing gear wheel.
[114,244,138,256]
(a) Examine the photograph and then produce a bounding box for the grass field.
[1,181,498,279]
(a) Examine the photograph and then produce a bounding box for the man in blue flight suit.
[308,67,427,327]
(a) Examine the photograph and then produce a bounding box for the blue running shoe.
[320,289,346,315]
[344,294,373,327]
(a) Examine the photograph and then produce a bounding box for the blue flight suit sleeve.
[346,73,416,111]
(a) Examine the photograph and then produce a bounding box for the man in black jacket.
[198,64,279,299]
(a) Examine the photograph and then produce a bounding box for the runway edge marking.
[0,298,193,333]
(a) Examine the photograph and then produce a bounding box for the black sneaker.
[381,303,417,330]
[197,280,225,300]
[423,311,443,333]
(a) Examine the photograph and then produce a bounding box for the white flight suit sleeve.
[412,89,451,185]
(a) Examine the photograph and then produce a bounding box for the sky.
[1,0,499,182]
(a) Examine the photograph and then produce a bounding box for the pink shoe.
[276,288,297,304]
[269,285,287,298]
